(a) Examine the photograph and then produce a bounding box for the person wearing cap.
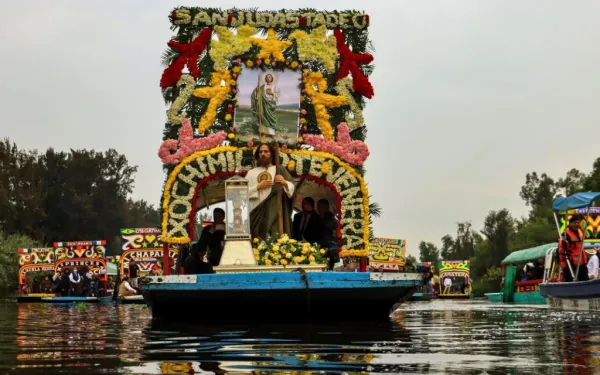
[559,214,588,282]
[586,245,600,280]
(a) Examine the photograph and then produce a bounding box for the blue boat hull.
[539,278,600,311]
[141,271,422,321]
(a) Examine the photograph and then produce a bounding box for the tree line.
[0,138,161,296]
[418,157,600,294]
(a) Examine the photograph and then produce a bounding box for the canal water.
[1,300,599,374]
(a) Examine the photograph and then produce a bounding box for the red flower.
[299,16,306,26]
[365,15,370,25]
[171,10,177,21]
[333,29,374,98]
[227,108,234,114]
[227,14,233,24]
[160,28,212,88]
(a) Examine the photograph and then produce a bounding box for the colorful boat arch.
[160,147,370,257]
[53,240,107,274]
[120,228,179,276]
[17,248,55,285]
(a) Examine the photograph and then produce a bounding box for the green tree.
[0,232,40,297]
[418,241,440,264]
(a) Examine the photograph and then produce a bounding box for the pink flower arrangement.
[158,118,227,165]
[300,109,307,115]
[248,140,254,147]
[303,123,370,166]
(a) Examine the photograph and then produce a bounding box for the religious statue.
[251,73,280,140]
[244,143,295,240]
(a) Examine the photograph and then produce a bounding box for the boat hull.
[540,278,600,311]
[141,271,422,321]
[16,293,55,303]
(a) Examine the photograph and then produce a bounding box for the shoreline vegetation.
[419,156,600,296]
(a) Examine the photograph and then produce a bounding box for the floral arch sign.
[158,7,376,258]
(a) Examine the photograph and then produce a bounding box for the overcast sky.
[1,1,599,256]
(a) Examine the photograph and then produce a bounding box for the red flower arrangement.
[160,28,212,88]
[333,29,374,98]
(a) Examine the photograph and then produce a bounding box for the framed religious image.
[234,69,301,145]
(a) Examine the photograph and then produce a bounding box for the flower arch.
[160,146,370,256]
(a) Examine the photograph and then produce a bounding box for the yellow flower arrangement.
[253,234,327,266]
[227,133,235,140]
[224,114,232,121]
[289,26,337,72]
[264,58,271,65]
[246,60,254,67]
[210,25,257,70]
[298,136,304,143]
[335,77,365,129]
[250,28,292,62]
[192,70,235,133]
[303,72,347,139]
[166,75,195,125]
[290,61,299,69]
[232,66,241,74]
[287,160,296,171]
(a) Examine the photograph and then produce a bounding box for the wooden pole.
[275,145,284,236]
[162,243,170,276]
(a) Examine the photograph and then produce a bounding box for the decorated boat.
[485,243,555,304]
[40,240,108,303]
[16,247,56,302]
[437,260,471,298]
[140,6,423,321]
[539,192,600,311]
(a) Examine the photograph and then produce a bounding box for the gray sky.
[1,1,599,256]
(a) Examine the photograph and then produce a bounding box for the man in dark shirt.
[317,199,339,270]
[198,208,226,266]
[292,197,323,245]
[184,241,214,274]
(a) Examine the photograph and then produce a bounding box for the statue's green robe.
[251,84,278,136]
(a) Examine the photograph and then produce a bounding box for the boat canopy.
[501,243,557,265]
[552,192,600,211]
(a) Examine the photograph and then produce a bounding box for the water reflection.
[1,300,600,373]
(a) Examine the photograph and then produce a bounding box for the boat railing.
[543,246,558,284]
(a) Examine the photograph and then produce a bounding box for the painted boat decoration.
[539,192,600,311]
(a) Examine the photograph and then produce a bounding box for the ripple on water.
[0,299,599,374]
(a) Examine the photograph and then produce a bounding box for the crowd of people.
[50,266,110,297]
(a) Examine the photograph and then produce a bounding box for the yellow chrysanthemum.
[253,238,259,244]
[227,133,235,140]
[287,160,295,171]
[246,60,254,67]
[320,249,326,255]
[225,114,232,121]
[298,136,304,143]
[280,259,288,265]
[272,245,280,252]
[265,259,272,265]
[290,61,299,69]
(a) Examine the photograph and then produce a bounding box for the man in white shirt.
[443,277,453,294]
[587,246,600,280]
[245,143,295,240]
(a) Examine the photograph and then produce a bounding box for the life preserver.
[564,227,587,266]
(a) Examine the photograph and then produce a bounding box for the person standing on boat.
[197,207,226,266]
[586,245,600,280]
[245,143,295,240]
[129,259,138,289]
[559,214,588,282]
[292,197,323,245]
